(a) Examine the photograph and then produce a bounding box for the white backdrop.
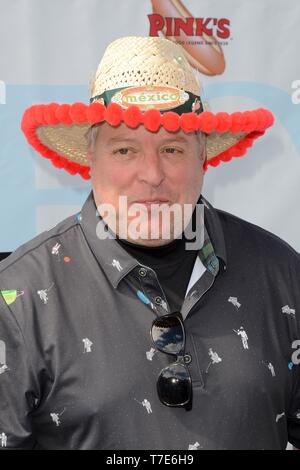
[0,0,299,252]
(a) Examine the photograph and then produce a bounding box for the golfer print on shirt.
[82,338,93,353]
[268,362,276,377]
[188,441,201,450]
[51,242,71,264]
[228,296,241,309]
[51,242,61,259]
[0,432,7,448]
[262,361,276,377]
[134,398,152,414]
[37,282,55,304]
[281,305,296,316]
[233,327,249,349]
[110,259,123,272]
[206,348,222,373]
[146,347,157,361]
[50,408,66,427]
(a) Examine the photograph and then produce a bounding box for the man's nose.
[138,152,165,187]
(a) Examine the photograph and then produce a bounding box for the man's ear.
[87,148,93,167]
[202,146,207,165]
[201,137,207,165]
[196,131,207,164]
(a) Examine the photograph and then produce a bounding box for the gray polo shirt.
[0,191,299,450]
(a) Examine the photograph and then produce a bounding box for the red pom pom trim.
[87,102,106,123]
[161,112,180,132]
[180,112,198,133]
[143,109,161,132]
[123,106,143,128]
[21,102,274,179]
[104,102,123,126]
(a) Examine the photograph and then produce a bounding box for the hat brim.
[21,102,274,179]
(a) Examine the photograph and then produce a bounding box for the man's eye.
[114,148,130,155]
[163,147,182,154]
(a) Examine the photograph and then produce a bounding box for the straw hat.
[21,36,274,180]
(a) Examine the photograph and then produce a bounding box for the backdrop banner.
[0,0,299,252]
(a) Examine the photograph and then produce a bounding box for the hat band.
[90,85,203,115]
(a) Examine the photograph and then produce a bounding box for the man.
[0,36,299,450]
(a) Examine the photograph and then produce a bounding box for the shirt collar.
[200,195,227,272]
[79,191,139,289]
[79,191,227,289]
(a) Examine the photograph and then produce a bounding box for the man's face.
[87,121,206,247]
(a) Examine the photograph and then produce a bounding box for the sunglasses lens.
[157,362,191,406]
[151,314,184,355]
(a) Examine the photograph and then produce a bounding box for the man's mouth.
[133,199,170,204]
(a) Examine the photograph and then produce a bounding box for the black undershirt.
[115,210,199,313]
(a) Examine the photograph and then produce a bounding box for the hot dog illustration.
[150,0,226,75]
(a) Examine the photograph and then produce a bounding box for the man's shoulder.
[0,211,81,276]
[215,207,300,264]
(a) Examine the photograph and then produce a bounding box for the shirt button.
[139,268,147,277]
[184,354,192,364]
[155,296,162,305]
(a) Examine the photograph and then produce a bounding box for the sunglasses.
[150,312,192,410]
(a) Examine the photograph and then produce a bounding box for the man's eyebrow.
[106,137,137,145]
[106,135,190,145]
[159,136,190,144]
